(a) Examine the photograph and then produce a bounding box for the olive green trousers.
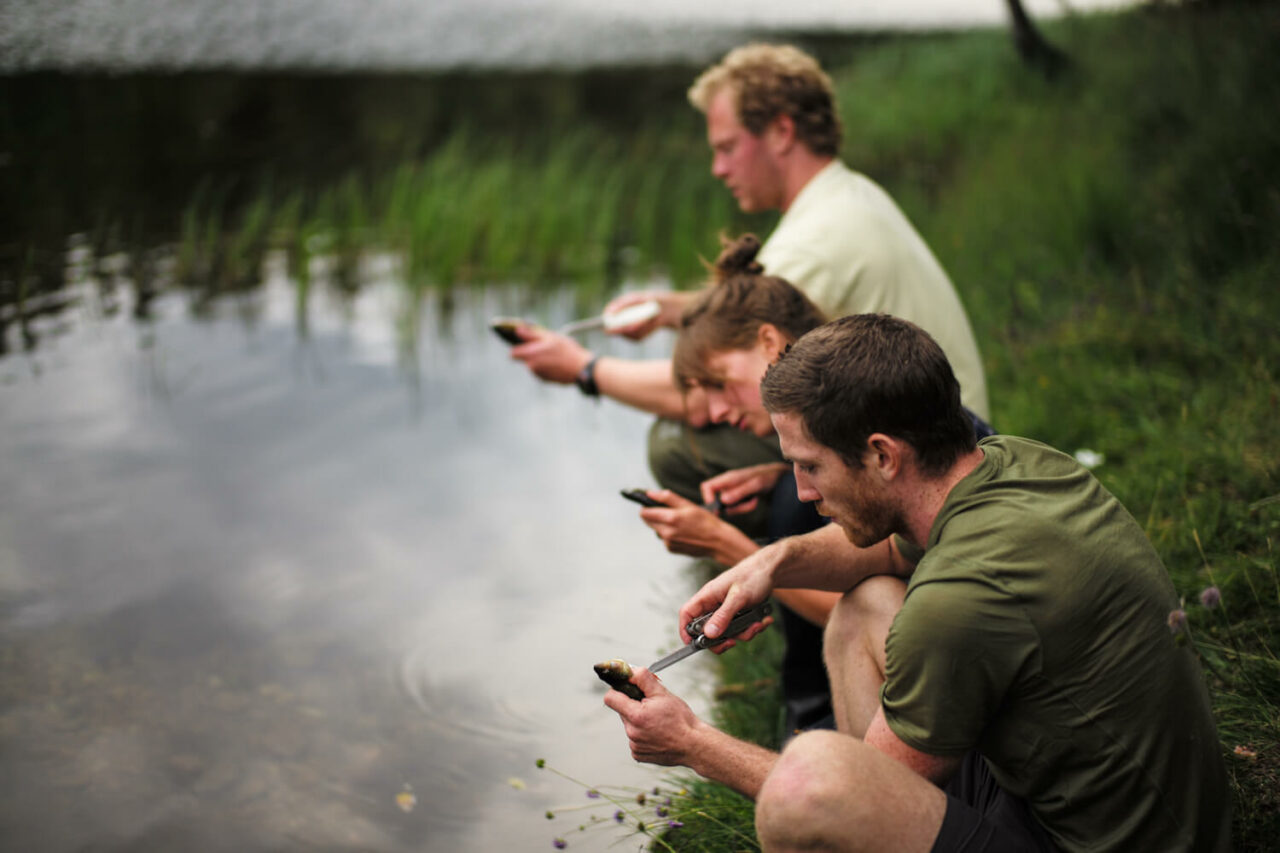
[645,417,785,541]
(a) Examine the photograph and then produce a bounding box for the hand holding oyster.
[593,658,644,700]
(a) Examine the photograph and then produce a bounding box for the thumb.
[630,667,667,697]
[701,588,748,640]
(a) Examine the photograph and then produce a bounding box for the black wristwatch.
[575,355,601,397]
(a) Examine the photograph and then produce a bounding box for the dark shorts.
[931,752,1058,853]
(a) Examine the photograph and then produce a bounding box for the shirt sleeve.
[880,567,1037,755]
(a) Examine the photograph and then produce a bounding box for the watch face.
[576,357,599,396]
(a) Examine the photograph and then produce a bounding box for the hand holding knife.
[649,601,774,674]
[593,601,773,700]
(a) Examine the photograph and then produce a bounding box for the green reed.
[170,121,761,296]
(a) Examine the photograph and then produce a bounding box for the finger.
[639,507,678,525]
[653,489,695,508]
[723,497,760,516]
[707,615,774,654]
[678,587,723,644]
[709,638,737,654]
[508,337,550,358]
[701,585,753,640]
[604,292,647,314]
[668,541,709,558]
[630,667,666,696]
[603,688,638,716]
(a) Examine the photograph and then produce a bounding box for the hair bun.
[713,233,764,280]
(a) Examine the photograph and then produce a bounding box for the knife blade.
[647,601,773,674]
[559,299,660,336]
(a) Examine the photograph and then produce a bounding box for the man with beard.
[603,314,1229,852]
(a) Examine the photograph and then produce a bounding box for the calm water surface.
[0,247,718,851]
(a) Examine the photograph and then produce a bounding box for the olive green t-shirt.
[882,436,1229,852]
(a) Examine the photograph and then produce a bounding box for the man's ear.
[865,434,904,482]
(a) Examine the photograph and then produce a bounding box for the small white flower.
[1074,449,1105,469]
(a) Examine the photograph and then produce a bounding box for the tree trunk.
[1005,0,1071,78]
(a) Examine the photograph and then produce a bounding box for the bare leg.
[824,574,906,737]
[756,729,947,852]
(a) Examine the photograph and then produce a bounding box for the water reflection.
[0,246,716,851]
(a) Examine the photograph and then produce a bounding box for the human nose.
[793,467,820,503]
[711,152,729,180]
[705,391,732,424]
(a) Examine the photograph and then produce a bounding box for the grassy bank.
[645,5,1280,851]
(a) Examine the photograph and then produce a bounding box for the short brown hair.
[688,43,842,158]
[673,233,828,389]
[760,314,976,476]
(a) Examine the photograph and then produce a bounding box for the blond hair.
[688,43,842,157]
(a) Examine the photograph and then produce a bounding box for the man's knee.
[757,731,871,849]
[826,575,906,650]
[646,417,705,502]
[646,417,782,537]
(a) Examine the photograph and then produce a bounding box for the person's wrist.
[718,528,760,568]
[575,354,601,397]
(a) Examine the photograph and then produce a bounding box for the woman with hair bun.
[631,233,995,734]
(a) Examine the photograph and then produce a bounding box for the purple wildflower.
[655,806,669,818]
[1167,608,1187,634]
[1199,586,1221,610]
[613,810,624,824]
[586,789,600,799]
[552,838,567,849]
[668,820,684,829]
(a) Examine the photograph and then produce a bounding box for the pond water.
[6,0,1138,72]
[0,246,720,851]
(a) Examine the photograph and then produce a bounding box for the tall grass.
[172,122,761,295]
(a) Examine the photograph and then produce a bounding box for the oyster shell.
[593,658,645,700]
[490,317,527,344]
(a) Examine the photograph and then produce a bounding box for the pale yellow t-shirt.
[758,160,990,420]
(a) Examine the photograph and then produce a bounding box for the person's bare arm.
[680,526,913,645]
[593,357,689,420]
[770,526,914,593]
[774,588,840,628]
[863,709,962,786]
[508,327,690,420]
[604,667,778,800]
